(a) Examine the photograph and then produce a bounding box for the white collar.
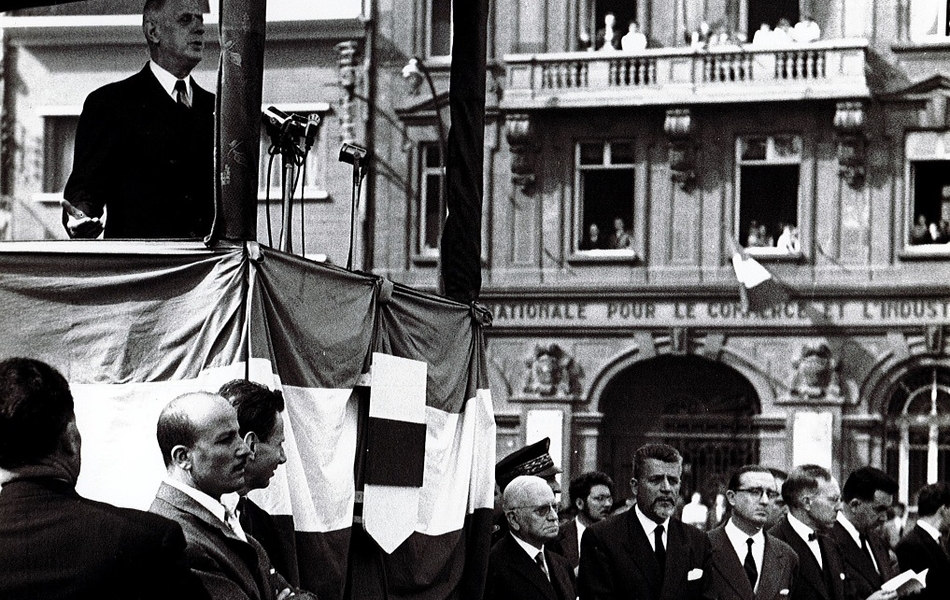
[164,477,227,526]
[635,503,670,535]
[725,517,764,547]
[510,531,544,558]
[149,60,192,102]
[836,512,862,546]
[787,511,819,542]
[575,515,587,539]
[917,519,942,542]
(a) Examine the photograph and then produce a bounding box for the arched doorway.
[884,364,950,506]
[597,355,760,508]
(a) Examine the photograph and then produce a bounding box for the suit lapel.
[777,519,830,600]
[624,510,664,597]
[831,523,879,591]
[545,548,574,600]
[709,528,754,600]
[756,534,786,600]
[505,538,557,600]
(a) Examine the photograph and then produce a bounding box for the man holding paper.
[829,467,898,600]
[894,482,950,600]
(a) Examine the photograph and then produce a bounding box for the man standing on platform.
[578,443,710,600]
[830,467,898,600]
[769,465,847,600]
[63,0,214,239]
[707,465,799,600]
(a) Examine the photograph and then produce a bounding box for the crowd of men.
[487,439,950,600]
[4,356,950,600]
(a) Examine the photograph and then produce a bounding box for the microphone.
[305,114,322,151]
[339,142,369,166]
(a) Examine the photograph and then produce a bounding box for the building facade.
[371,0,950,508]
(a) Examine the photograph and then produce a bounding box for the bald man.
[487,475,576,600]
[149,392,315,600]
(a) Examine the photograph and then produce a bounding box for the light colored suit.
[707,525,799,600]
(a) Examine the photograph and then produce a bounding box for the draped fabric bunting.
[0,240,495,600]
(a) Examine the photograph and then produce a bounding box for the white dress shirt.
[725,519,765,591]
[164,478,247,542]
[635,504,670,552]
[149,60,193,106]
[787,511,823,568]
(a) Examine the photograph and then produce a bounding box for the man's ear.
[505,510,520,532]
[243,431,258,459]
[170,445,191,470]
[143,19,160,45]
[629,477,638,499]
[574,497,585,512]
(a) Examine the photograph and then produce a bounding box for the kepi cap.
[495,437,561,491]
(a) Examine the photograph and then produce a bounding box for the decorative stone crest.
[522,343,583,398]
[788,342,842,403]
[505,113,537,194]
[664,108,696,189]
[834,101,866,188]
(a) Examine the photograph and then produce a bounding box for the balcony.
[501,39,869,110]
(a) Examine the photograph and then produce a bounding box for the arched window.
[884,365,950,506]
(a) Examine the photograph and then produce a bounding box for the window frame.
[908,0,950,42]
[415,140,445,259]
[35,106,82,207]
[571,138,639,261]
[734,133,804,259]
[425,0,453,58]
[902,131,950,258]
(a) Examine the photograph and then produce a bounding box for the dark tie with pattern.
[535,551,550,581]
[744,537,758,589]
[174,79,189,108]
[654,524,666,571]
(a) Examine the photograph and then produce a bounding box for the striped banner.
[0,240,495,600]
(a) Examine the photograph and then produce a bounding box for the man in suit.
[0,357,207,600]
[578,443,711,600]
[63,0,214,239]
[769,465,847,600]
[551,470,614,571]
[218,379,299,586]
[894,482,950,600]
[830,467,898,600]
[487,475,576,600]
[149,391,315,600]
[707,465,799,600]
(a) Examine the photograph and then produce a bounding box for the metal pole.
[278,155,294,253]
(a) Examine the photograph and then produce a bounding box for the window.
[258,106,329,202]
[417,142,445,256]
[42,115,79,195]
[885,366,950,506]
[575,140,635,255]
[746,0,799,38]
[428,0,452,57]
[910,0,950,41]
[736,135,801,256]
[584,1,638,50]
[905,132,950,252]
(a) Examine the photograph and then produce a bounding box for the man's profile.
[63,0,214,239]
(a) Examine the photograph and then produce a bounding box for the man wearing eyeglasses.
[551,471,615,572]
[578,443,711,600]
[706,465,799,600]
[769,465,847,600]
[486,475,576,600]
[829,467,898,600]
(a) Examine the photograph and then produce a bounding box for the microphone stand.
[341,144,369,270]
[278,144,297,253]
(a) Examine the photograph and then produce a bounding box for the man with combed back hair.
[769,465,847,600]
[706,464,799,600]
[0,357,207,600]
[487,475,576,600]
[578,443,711,600]
[894,482,950,600]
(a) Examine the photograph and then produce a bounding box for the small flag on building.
[731,252,788,313]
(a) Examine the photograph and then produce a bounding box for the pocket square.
[687,568,703,581]
[778,590,790,597]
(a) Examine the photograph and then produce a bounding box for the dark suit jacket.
[0,477,208,600]
[550,518,581,570]
[829,521,895,600]
[486,534,577,600]
[769,517,846,600]
[64,64,214,238]
[240,496,300,588]
[894,524,950,600]
[578,510,711,600]
[150,482,311,600]
[707,525,799,600]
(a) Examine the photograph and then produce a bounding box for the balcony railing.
[501,39,869,110]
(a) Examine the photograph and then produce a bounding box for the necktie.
[860,534,879,574]
[654,524,666,571]
[223,506,247,542]
[174,79,189,108]
[744,538,758,589]
[535,551,550,581]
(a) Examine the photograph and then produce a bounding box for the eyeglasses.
[510,503,559,517]
[736,487,780,500]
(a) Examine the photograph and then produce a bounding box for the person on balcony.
[621,21,648,52]
[596,13,622,51]
[792,15,821,43]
